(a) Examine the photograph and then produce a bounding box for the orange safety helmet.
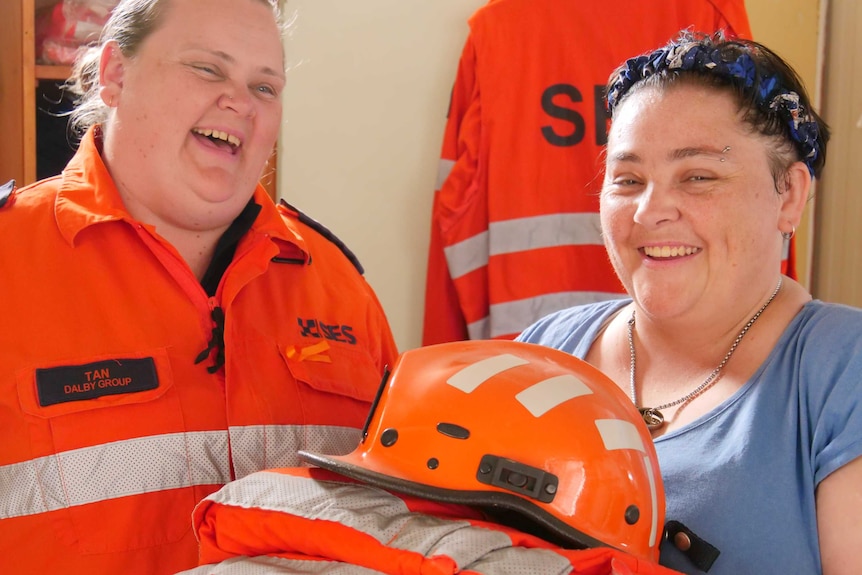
[300,340,665,563]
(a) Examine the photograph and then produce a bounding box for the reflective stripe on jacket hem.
[0,425,361,519]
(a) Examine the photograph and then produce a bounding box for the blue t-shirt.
[517,299,862,574]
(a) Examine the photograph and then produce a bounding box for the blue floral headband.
[607,42,822,177]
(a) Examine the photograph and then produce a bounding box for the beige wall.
[746,0,821,287]
[279,1,824,350]
[812,2,862,307]
[279,0,486,350]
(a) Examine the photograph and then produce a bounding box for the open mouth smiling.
[642,246,701,259]
[192,128,242,154]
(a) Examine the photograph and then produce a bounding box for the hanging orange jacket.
[422,0,776,345]
[181,467,684,575]
[0,128,398,575]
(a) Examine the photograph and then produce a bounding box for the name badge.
[36,358,159,406]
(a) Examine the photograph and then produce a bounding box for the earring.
[782,226,796,240]
[100,88,114,107]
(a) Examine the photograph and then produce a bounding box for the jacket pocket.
[280,340,384,404]
[15,348,200,553]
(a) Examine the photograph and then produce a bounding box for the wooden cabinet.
[0,0,54,187]
[0,0,278,198]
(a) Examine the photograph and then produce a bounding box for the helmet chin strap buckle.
[663,520,721,573]
[476,454,558,503]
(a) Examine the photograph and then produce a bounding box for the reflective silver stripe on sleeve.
[443,213,604,281]
[467,291,627,340]
[467,547,574,574]
[467,316,490,340]
[204,471,574,573]
[177,556,386,574]
[490,213,603,255]
[229,425,362,479]
[0,430,231,519]
[436,159,456,191]
[446,354,530,393]
[515,374,593,417]
[444,231,489,279]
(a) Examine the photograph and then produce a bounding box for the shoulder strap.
[279,199,364,275]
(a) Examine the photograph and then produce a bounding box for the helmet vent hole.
[436,422,470,439]
[380,428,398,447]
[427,458,439,470]
[625,505,640,525]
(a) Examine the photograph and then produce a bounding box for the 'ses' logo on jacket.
[298,318,357,345]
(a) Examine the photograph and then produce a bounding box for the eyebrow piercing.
[720,145,731,161]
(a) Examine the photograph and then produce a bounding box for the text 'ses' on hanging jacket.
[177,467,685,575]
[0,128,398,575]
[421,0,797,345]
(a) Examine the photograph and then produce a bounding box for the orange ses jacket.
[422,0,783,344]
[0,128,398,575]
[179,467,685,575]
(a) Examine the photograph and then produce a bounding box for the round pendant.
[639,407,665,431]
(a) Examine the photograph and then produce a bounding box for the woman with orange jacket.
[0,0,397,573]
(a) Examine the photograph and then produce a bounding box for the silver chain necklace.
[627,278,782,431]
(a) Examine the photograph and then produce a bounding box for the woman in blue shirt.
[518,30,861,575]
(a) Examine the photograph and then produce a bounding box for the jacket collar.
[53,126,308,263]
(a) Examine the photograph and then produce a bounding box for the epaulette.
[0,180,14,209]
[279,199,364,275]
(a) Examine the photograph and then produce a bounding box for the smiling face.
[600,82,805,320]
[100,0,285,233]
